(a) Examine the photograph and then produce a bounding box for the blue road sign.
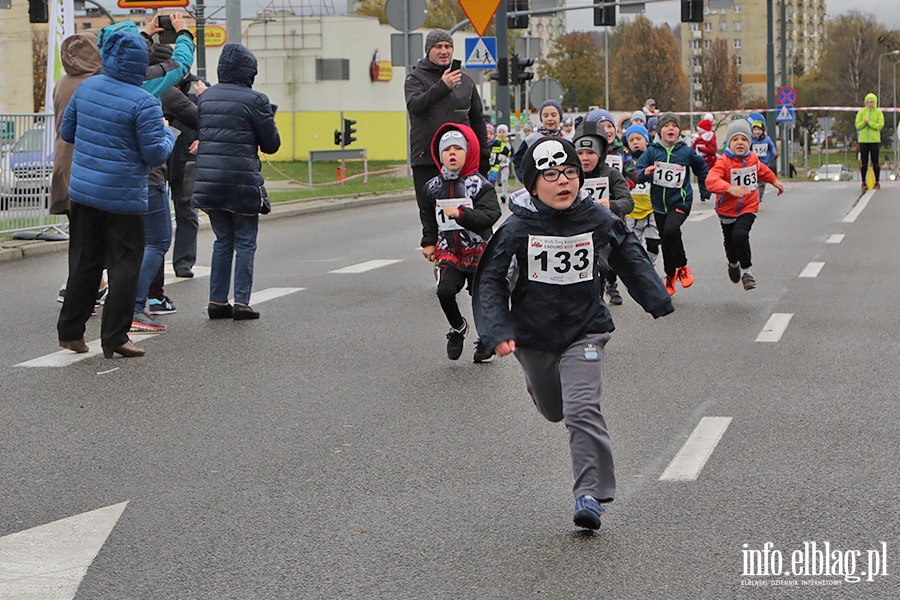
[777,86,797,106]
[464,37,497,70]
[776,104,796,123]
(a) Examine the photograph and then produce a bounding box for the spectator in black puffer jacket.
[191,43,281,321]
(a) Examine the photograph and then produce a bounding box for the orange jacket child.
[706,144,777,217]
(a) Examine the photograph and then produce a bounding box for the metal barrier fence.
[0,113,68,237]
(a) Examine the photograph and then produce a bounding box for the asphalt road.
[1,182,898,599]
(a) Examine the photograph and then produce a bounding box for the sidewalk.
[0,189,415,263]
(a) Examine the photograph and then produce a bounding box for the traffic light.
[342,118,357,146]
[334,130,342,146]
[508,0,529,30]
[681,0,703,23]
[510,54,535,85]
[29,0,49,23]
[593,0,615,27]
[490,57,509,87]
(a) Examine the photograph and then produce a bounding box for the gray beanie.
[425,30,453,56]
[657,112,680,130]
[439,129,468,155]
[630,110,647,124]
[725,119,753,147]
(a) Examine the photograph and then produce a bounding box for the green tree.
[697,38,742,111]
[609,16,688,112]
[538,32,604,110]
[355,0,468,31]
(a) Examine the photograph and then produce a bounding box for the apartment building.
[681,0,826,107]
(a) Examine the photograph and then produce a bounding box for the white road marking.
[14,332,159,368]
[660,417,733,481]
[827,234,845,244]
[688,210,717,222]
[756,313,793,343]
[799,262,825,278]
[843,190,874,223]
[248,287,305,305]
[329,259,403,274]
[164,264,210,286]
[0,501,128,600]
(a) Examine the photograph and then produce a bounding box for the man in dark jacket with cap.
[405,29,489,229]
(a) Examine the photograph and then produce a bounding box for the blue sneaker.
[573,495,605,530]
[148,295,177,315]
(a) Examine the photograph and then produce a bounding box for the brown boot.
[59,338,89,353]
[102,340,146,358]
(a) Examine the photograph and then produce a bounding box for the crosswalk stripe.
[164,265,210,286]
[660,417,733,481]
[249,287,305,304]
[329,259,403,274]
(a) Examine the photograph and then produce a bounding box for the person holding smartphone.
[405,29,490,256]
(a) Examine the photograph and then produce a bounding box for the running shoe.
[605,281,623,305]
[131,310,167,333]
[148,296,177,315]
[573,495,605,530]
[446,319,467,360]
[664,274,676,296]
[741,272,757,290]
[727,262,740,283]
[473,339,494,363]
[677,265,694,288]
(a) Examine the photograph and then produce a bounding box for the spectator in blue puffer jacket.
[192,43,281,321]
[56,29,175,359]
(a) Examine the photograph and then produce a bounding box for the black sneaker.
[728,262,740,283]
[606,282,623,305]
[446,319,467,360]
[473,339,494,363]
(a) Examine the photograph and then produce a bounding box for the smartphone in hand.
[450,59,461,72]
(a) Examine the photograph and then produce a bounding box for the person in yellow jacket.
[855,93,885,190]
[623,123,660,267]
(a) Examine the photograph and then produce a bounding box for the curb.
[0,191,415,263]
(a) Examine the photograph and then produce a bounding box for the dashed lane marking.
[799,262,825,278]
[660,417,733,481]
[843,190,875,223]
[329,259,403,274]
[755,313,793,343]
[15,288,305,368]
[827,234,844,244]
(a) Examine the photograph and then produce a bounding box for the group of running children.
[417,101,784,532]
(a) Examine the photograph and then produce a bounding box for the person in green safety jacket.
[855,93,885,190]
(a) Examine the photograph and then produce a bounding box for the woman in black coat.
[192,43,281,320]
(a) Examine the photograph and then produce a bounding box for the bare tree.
[697,39,741,111]
[33,27,48,112]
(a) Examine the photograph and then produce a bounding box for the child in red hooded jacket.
[420,123,501,363]
[706,119,784,291]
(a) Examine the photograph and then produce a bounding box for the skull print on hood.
[522,136,584,192]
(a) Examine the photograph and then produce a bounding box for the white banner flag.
[44,0,75,115]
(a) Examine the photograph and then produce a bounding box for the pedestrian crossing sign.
[464,37,498,70]
[776,103,795,123]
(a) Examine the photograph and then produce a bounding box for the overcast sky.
[566,0,900,32]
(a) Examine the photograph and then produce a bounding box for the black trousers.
[721,213,757,270]
[57,202,144,347]
[859,142,881,182]
[436,266,472,330]
[654,206,691,277]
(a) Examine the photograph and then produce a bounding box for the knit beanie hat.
[751,119,766,131]
[624,123,650,145]
[573,121,608,158]
[585,108,615,126]
[485,123,495,134]
[702,112,714,122]
[657,112,680,129]
[647,116,658,131]
[425,29,453,56]
[540,100,563,119]
[522,137,583,192]
[496,124,509,134]
[630,110,647,124]
[439,129,468,155]
[725,119,753,147]
[697,119,713,132]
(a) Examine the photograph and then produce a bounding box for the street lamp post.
[877,50,900,101]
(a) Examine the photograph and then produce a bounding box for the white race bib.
[435,198,474,231]
[583,177,610,202]
[605,154,623,172]
[752,143,768,157]
[653,161,687,189]
[527,233,594,285]
[730,165,758,190]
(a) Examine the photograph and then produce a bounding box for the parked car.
[0,123,54,210]
[813,164,851,182]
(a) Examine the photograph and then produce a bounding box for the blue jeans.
[134,185,171,312]
[207,209,259,304]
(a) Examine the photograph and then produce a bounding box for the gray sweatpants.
[515,332,616,502]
